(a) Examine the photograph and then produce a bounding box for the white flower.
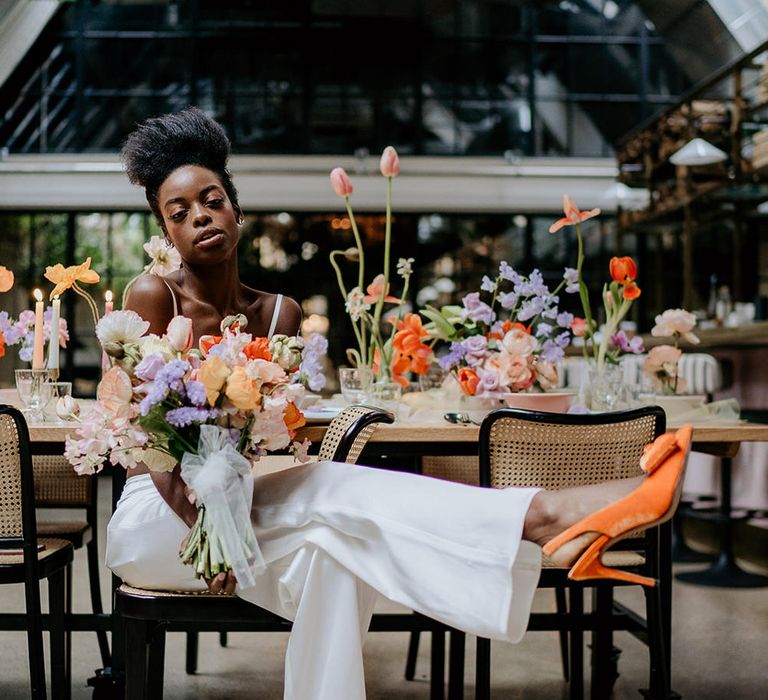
[397,257,415,278]
[55,395,80,421]
[345,287,370,322]
[500,328,537,358]
[165,315,193,353]
[138,333,175,361]
[96,309,150,346]
[651,308,699,344]
[143,236,181,276]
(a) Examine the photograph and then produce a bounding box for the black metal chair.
[117,404,397,699]
[0,405,73,700]
[465,406,673,700]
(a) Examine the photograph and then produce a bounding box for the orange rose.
[457,367,479,396]
[244,337,271,361]
[283,402,306,434]
[225,366,261,410]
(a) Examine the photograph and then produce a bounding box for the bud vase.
[585,362,626,412]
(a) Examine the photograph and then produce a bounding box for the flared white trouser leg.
[283,546,378,700]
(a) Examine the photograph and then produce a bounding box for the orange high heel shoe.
[542,424,693,587]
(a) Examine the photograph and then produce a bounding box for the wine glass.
[15,369,55,423]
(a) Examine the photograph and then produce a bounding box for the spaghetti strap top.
[161,278,180,316]
[267,294,283,339]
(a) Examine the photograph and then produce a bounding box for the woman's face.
[157,164,241,265]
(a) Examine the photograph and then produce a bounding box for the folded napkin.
[670,398,741,424]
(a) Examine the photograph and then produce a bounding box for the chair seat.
[37,519,92,547]
[0,538,74,582]
[542,550,646,569]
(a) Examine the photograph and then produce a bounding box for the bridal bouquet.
[64,311,311,587]
[421,261,574,396]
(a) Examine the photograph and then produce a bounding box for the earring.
[237,217,244,226]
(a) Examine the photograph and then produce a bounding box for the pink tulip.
[330,168,353,198]
[166,315,193,353]
[380,146,400,177]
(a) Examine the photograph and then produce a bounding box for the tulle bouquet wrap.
[64,311,314,589]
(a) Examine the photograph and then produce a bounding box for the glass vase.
[585,362,626,412]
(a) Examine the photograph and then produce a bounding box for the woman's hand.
[208,570,237,595]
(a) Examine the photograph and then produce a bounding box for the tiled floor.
[0,474,766,699]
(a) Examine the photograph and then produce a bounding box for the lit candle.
[105,290,114,315]
[32,289,44,370]
[47,294,61,370]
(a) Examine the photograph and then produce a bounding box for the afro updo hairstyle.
[121,107,241,229]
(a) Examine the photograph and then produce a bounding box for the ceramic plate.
[302,407,343,422]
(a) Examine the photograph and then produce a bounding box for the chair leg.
[644,585,670,700]
[405,630,420,680]
[124,618,150,700]
[219,631,228,647]
[430,628,445,700]
[590,587,616,700]
[24,573,47,699]
[569,586,584,700]
[146,624,167,699]
[475,638,490,700]
[555,587,570,681]
[86,536,112,666]
[49,567,69,700]
[185,631,199,674]
[448,630,465,700]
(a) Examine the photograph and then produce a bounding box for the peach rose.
[225,366,261,410]
[500,327,537,358]
[198,355,232,405]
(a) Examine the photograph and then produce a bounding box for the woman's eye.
[170,210,187,222]
[206,199,224,208]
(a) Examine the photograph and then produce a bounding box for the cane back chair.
[0,405,73,700]
[470,406,671,700]
[33,454,111,666]
[117,405,398,699]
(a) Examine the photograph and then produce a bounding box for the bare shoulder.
[276,295,302,336]
[123,274,176,335]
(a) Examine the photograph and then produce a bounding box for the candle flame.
[33,288,43,301]
[105,290,113,302]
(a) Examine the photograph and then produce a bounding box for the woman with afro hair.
[107,107,691,699]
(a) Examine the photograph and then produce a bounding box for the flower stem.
[345,197,364,290]
[72,282,100,329]
[574,224,596,359]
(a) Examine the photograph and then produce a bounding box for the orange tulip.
[244,337,272,361]
[570,317,588,337]
[330,167,353,198]
[548,195,600,234]
[609,256,641,300]
[0,266,13,293]
[283,402,306,434]
[457,367,480,396]
[44,257,100,299]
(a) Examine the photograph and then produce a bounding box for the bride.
[106,107,691,700]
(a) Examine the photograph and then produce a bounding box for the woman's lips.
[195,232,225,249]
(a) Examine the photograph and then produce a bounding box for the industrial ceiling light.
[669,137,728,166]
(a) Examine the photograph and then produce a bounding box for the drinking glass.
[367,380,402,418]
[418,366,448,392]
[15,369,55,423]
[44,382,74,422]
[338,367,374,405]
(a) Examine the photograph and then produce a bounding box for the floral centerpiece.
[549,196,644,368]
[63,311,313,586]
[328,148,430,386]
[643,308,699,395]
[420,262,573,398]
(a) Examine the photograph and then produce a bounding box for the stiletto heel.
[543,425,693,586]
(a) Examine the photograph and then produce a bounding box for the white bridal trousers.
[106,460,542,700]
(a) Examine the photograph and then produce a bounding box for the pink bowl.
[502,391,575,413]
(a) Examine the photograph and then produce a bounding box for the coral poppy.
[548,195,600,234]
[44,257,100,299]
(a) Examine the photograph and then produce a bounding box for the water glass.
[367,381,402,418]
[15,369,55,423]
[338,367,374,405]
[418,366,448,392]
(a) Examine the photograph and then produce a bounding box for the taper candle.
[105,290,113,315]
[32,289,44,369]
[47,294,60,370]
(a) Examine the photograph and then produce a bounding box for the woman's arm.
[275,296,303,336]
[123,275,198,526]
